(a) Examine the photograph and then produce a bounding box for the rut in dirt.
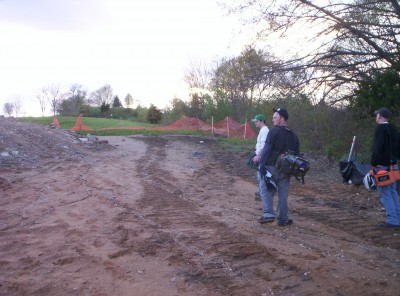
[292,183,400,250]
[107,135,399,296]
[127,136,311,295]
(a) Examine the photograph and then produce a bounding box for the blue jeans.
[260,166,291,222]
[377,182,400,225]
[258,170,269,210]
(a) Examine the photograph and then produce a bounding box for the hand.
[252,155,259,164]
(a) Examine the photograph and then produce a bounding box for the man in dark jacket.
[258,108,300,226]
[371,107,400,228]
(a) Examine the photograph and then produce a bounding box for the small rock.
[87,135,98,142]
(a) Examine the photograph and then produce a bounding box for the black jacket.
[259,125,300,167]
[371,123,399,167]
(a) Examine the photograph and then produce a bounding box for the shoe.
[377,222,400,228]
[277,219,293,227]
[258,216,275,224]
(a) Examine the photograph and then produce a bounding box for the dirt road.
[1,119,399,295]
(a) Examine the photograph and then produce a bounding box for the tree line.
[178,0,400,159]
[3,1,399,160]
[2,83,164,125]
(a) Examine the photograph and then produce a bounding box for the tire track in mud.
[185,155,399,294]
[127,136,311,295]
[291,183,400,250]
[108,136,399,295]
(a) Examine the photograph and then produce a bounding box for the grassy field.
[20,116,156,130]
[18,116,255,152]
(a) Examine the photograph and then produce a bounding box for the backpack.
[275,153,310,183]
[274,127,309,183]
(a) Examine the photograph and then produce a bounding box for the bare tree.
[12,96,22,117]
[89,84,113,107]
[132,97,141,108]
[35,88,48,116]
[183,60,213,97]
[3,102,14,117]
[42,84,63,116]
[210,46,279,118]
[68,84,86,100]
[222,0,400,104]
[59,84,87,116]
[124,93,133,108]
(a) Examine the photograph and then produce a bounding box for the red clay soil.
[0,116,399,295]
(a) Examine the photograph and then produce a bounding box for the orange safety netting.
[213,117,256,139]
[160,115,211,131]
[52,116,60,128]
[161,115,255,138]
[70,114,93,132]
[77,114,255,138]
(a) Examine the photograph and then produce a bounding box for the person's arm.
[253,128,269,163]
[259,142,271,166]
[371,126,384,167]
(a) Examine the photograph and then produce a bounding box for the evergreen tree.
[112,95,123,108]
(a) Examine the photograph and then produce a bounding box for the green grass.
[91,129,210,137]
[20,116,156,130]
[18,116,257,150]
[217,137,254,153]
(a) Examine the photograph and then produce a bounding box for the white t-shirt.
[255,125,269,155]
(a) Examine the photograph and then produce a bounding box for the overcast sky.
[0,0,245,116]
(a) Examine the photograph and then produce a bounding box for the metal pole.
[348,136,356,161]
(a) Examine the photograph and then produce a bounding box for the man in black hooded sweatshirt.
[371,107,400,228]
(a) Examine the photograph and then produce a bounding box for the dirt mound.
[0,117,399,296]
[0,117,110,169]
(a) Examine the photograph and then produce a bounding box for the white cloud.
[0,0,243,116]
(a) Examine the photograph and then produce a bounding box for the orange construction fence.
[70,114,93,132]
[69,114,256,139]
[52,116,60,128]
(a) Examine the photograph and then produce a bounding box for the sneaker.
[258,216,275,224]
[377,222,400,229]
[277,219,293,227]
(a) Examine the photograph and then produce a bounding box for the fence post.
[226,116,230,138]
[243,118,247,139]
[212,116,214,136]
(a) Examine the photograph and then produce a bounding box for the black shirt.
[259,125,300,167]
[371,123,399,166]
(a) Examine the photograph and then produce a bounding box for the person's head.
[251,114,266,128]
[272,108,289,126]
[374,107,391,123]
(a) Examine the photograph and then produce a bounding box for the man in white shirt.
[251,114,269,201]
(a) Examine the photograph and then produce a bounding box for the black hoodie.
[371,122,399,167]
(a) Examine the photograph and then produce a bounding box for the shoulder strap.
[282,126,299,155]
